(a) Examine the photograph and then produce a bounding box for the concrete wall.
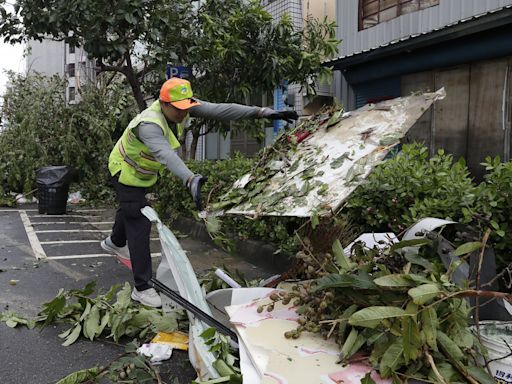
[336,0,512,58]
[26,39,64,76]
[26,39,96,104]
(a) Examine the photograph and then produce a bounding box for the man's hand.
[186,174,207,211]
[259,108,299,123]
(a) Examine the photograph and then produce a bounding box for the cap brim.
[171,98,201,110]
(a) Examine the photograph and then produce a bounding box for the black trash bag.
[36,166,74,187]
[36,166,74,214]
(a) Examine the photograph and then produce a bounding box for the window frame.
[67,63,75,77]
[358,0,439,30]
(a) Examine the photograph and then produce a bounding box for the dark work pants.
[110,175,152,291]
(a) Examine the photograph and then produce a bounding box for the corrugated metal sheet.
[335,0,512,60]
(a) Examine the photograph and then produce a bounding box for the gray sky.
[0,40,24,96]
[0,3,24,98]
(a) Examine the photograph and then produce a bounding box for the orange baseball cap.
[159,78,201,110]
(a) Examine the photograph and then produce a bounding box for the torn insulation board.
[214,88,445,217]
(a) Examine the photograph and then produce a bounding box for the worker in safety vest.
[101,77,298,307]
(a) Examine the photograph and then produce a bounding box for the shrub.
[473,157,512,271]
[0,72,136,203]
[345,143,477,233]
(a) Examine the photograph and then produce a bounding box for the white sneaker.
[131,287,162,308]
[101,236,130,261]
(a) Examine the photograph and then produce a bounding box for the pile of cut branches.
[262,233,510,383]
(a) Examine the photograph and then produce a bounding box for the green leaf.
[40,295,66,328]
[115,283,132,309]
[465,366,495,384]
[55,367,99,384]
[205,216,222,234]
[437,330,464,361]
[62,324,82,346]
[453,242,482,257]
[79,301,92,322]
[84,305,100,341]
[58,327,73,339]
[200,327,216,340]
[361,373,376,384]
[5,319,17,328]
[373,274,415,288]
[379,339,403,378]
[332,239,354,271]
[314,272,377,291]
[349,306,409,328]
[311,211,319,230]
[96,313,109,336]
[420,307,438,351]
[408,284,440,305]
[401,317,421,364]
[389,238,430,252]
[340,327,358,360]
[404,254,433,270]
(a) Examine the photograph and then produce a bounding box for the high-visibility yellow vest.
[108,100,184,187]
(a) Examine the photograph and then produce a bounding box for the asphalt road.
[0,204,266,383]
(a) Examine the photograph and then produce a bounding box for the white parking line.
[0,209,106,213]
[35,229,111,233]
[32,221,114,225]
[19,210,47,259]
[29,215,101,218]
[41,238,160,245]
[48,253,161,260]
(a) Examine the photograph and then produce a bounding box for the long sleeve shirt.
[133,99,263,184]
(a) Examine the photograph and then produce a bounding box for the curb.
[169,216,293,275]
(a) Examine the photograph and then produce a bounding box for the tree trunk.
[189,131,199,160]
[124,53,147,112]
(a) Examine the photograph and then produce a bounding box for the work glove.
[259,108,299,124]
[186,174,207,211]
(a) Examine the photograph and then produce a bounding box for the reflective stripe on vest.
[118,140,157,175]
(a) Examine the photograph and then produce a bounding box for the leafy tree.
[0,71,135,200]
[1,0,338,157]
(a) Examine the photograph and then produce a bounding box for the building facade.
[327,0,512,178]
[26,39,96,103]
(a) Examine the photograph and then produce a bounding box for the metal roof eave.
[323,5,512,70]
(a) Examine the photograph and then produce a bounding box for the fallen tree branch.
[425,349,449,384]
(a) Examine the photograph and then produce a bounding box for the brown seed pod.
[257,306,264,313]
[270,293,279,301]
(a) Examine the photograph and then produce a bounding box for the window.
[68,87,75,102]
[359,0,439,30]
[67,63,75,77]
[69,45,75,54]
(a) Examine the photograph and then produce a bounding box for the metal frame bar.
[150,278,238,342]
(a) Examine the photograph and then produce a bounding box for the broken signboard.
[212,89,446,217]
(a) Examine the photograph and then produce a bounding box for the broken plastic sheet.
[141,207,219,381]
[225,89,446,217]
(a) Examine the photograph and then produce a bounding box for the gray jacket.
[133,99,263,184]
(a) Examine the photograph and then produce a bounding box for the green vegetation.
[0,72,135,202]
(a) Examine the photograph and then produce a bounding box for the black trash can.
[36,166,73,215]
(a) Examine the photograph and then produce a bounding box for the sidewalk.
[0,204,277,383]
